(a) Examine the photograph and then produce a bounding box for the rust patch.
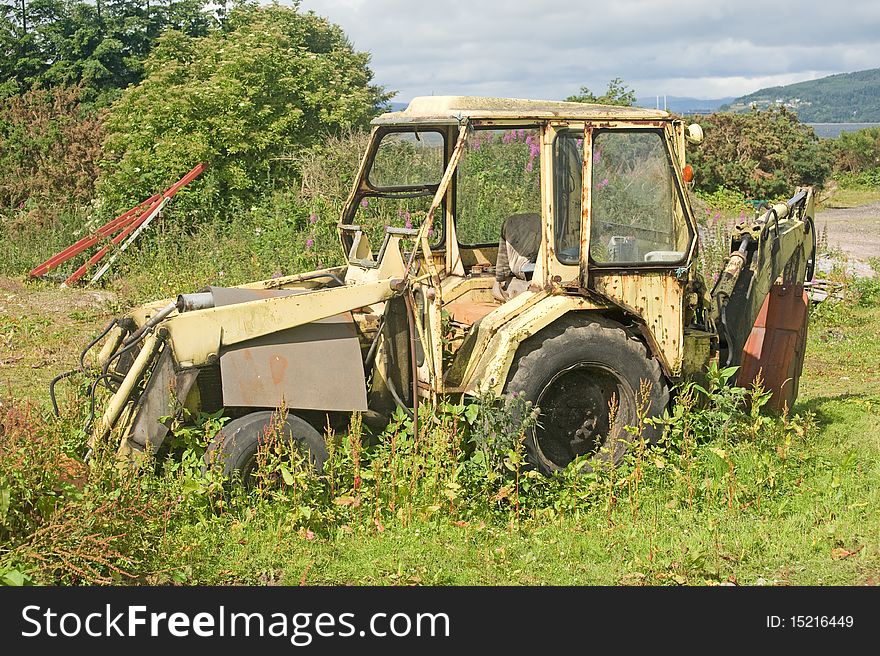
[269,354,288,385]
[737,283,808,411]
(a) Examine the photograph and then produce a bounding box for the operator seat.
[492,212,541,302]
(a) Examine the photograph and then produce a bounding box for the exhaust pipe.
[176,291,215,312]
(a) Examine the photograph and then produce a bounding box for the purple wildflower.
[502,132,513,145]
[597,178,609,189]
[361,198,369,208]
[517,129,526,140]
[306,238,314,248]
[309,212,318,224]
[526,160,533,173]
[593,150,602,164]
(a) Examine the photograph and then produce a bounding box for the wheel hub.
[535,364,624,468]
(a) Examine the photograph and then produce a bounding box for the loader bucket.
[737,283,809,412]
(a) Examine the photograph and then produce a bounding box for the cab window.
[455,127,541,245]
[590,130,690,265]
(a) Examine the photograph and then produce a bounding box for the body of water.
[807,123,880,138]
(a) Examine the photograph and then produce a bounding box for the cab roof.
[371,96,671,125]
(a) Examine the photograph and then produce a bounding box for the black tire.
[505,315,669,475]
[203,411,328,484]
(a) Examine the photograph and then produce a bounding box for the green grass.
[819,187,880,210]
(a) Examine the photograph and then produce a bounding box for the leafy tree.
[566,77,636,106]
[98,3,393,215]
[0,0,215,101]
[688,107,833,199]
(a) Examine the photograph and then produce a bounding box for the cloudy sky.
[295,0,880,103]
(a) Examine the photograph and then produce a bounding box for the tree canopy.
[0,0,216,102]
[566,78,636,106]
[98,3,392,213]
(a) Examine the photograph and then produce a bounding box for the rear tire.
[203,411,328,485]
[505,316,668,475]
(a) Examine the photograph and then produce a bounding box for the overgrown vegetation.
[4,339,877,585]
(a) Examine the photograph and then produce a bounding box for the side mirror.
[685,123,704,145]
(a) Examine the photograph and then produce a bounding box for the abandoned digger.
[67,96,818,481]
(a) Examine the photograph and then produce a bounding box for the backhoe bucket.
[737,283,809,412]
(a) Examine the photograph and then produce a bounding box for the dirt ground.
[0,276,115,399]
[815,201,880,277]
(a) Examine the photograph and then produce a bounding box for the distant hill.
[722,68,880,122]
[635,96,734,114]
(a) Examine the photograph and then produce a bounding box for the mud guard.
[736,283,808,412]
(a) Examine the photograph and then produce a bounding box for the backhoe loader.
[70,96,817,478]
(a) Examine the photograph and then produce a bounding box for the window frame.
[364,126,447,194]
[552,129,584,266]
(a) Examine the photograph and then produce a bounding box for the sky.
[294,0,880,103]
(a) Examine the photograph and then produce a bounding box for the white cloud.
[293,0,880,101]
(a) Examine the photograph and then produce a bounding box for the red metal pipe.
[63,163,207,286]
[29,194,160,277]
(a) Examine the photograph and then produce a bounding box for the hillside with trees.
[722,68,880,122]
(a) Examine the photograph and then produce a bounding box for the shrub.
[0,85,105,225]
[98,4,392,218]
[689,107,833,199]
[831,126,880,173]
[836,168,880,190]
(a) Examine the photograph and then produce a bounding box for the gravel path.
[815,201,880,273]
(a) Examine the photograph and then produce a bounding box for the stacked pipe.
[29,163,207,286]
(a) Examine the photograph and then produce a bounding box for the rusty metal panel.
[591,272,684,374]
[213,287,367,412]
[457,294,608,395]
[737,283,808,412]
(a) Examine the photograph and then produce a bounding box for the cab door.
[580,124,697,375]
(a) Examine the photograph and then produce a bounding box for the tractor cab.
[340,97,701,402]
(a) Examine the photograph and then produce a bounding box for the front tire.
[505,316,668,475]
[203,410,328,485]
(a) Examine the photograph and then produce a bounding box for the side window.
[369,130,444,189]
[590,131,689,264]
[455,127,541,245]
[553,131,583,264]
